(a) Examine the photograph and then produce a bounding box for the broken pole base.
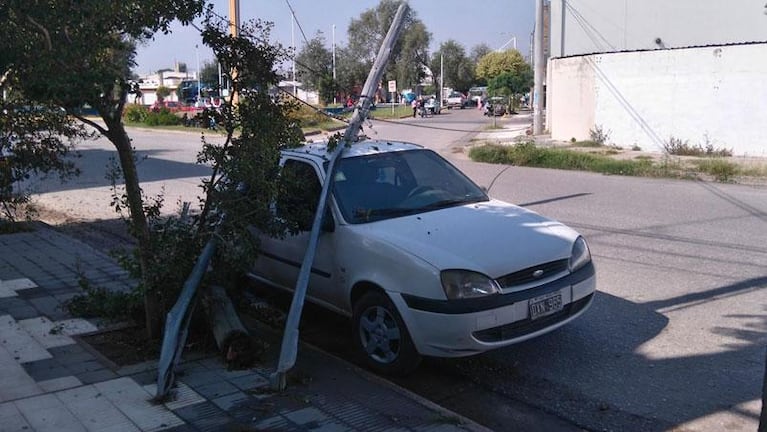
[203,284,260,370]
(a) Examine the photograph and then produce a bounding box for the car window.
[333,149,488,224]
[277,159,322,232]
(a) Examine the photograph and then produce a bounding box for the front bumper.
[392,262,596,357]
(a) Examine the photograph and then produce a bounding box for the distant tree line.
[294,0,532,105]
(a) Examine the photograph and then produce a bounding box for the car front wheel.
[352,291,421,375]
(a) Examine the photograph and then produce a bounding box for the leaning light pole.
[270,2,409,391]
[533,0,545,135]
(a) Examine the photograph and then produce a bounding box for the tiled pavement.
[0,225,489,432]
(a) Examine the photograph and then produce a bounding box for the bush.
[124,104,149,123]
[288,103,330,128]
[66,276,143,323]
[589,125,611,146]
[663,136,732,157]
[693,159,738,182]
[144,108,182,126]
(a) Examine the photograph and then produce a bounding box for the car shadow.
[426,283,765,432]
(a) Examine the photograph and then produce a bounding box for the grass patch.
[469,143,694,178]
[572,140,602,147]
[368,105,414,119]
[739,163,767,177]
[691,158,738,182]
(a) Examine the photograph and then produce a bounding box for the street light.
[291,11,297,96]
[332,24,336,105]
[497,35,517,51]
[195,44,201,102]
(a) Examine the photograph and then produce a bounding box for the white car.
[443,91,466,109]
[249,140,596,375]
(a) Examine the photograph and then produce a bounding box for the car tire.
[352,291,421,376]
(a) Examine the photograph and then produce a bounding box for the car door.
[254,157,339,308]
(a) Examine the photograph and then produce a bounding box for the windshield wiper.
[353,207,416,219]
[422,196,487,210]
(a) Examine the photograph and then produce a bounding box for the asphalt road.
[31,109,767,431]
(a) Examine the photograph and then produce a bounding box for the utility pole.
[229,0,240,104]
[228,0,239,37]
[196,44,201,101]
[332,24,337,105]
[440,54,444,110]
[270,2,409,392]
[291,11,297,97]
[533,0,545,135]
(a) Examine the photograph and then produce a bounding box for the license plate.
[529,292,563,320]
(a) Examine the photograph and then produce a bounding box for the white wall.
[547,43,767,156]
[551,0,767,57]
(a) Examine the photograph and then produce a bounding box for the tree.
[295,32,332,91]
[200,60,219,88]
[0,96,88,222]
[487,66,533,113]
[476,49,528,83]
[470,43,493,64]
[346,0,431,90]
[295,32,336,104]
[429,40,475,94]
[469,44,493,86]
[335,44,368,97]
[155,85,171,102]
[2,0,205,339]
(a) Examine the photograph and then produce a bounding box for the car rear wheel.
[352,291,421,375]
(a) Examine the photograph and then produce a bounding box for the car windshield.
[332,149,488,224]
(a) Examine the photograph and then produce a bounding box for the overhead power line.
[284,0,310,46]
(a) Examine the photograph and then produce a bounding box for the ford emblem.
[533,269,544,278]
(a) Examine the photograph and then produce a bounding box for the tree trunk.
[104,118,163,340]
[202,284,260,369]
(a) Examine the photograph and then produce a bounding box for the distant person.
[411,98,418,118]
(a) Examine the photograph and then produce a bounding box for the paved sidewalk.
[0,224,490,432]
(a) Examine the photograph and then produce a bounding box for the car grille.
[472,293,594,343]
[496,259,569,289]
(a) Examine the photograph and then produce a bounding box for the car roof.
[282,139,424,161]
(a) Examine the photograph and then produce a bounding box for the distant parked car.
[443,91,466,109]
[249,140,597,375]
[484,97,507,116]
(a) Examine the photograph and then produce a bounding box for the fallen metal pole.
[154,235,218,400]
[270,2,409,391]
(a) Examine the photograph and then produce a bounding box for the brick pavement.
[0,224,489,432]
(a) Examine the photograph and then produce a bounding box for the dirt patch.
[80,325,220,367]
[80,326,162,366]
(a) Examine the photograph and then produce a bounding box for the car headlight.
[569,236,592,272]
[440,270,501,300]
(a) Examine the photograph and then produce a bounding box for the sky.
[133,0,534,75]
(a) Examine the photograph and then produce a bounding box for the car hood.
[353,199,579,278]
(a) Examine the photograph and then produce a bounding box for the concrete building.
[546,0,767,155]
[134,69,196,106]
